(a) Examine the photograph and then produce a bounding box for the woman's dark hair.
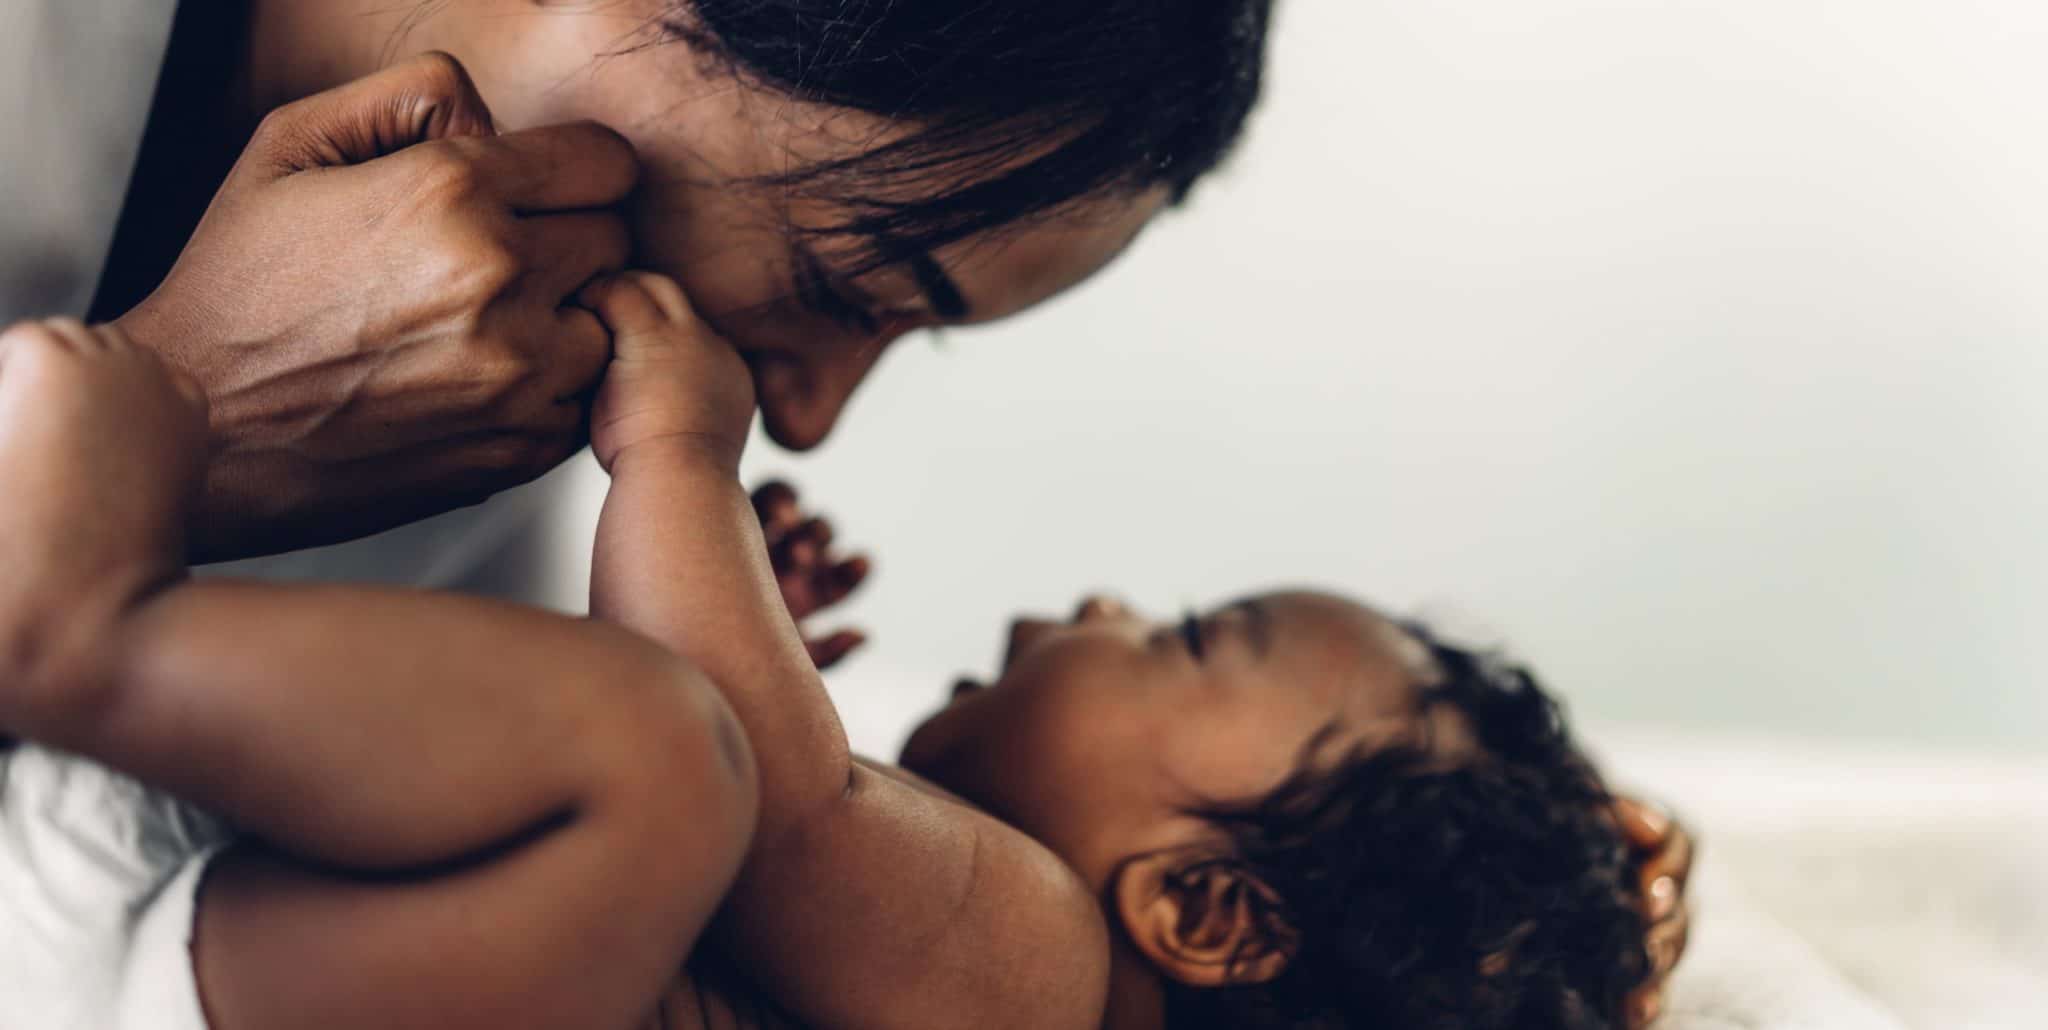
[668,0,1276,271]
[1162,627,1651,1030]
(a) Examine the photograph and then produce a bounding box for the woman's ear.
[1112,849,1297,988]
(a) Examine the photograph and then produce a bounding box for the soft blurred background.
[450,4,2047,1024]
[499,0,2047,760]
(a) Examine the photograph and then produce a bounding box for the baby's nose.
[1074,595,1132,623]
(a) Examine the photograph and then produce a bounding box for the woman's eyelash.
[1180,611,1206,660]
[793,255,881,335]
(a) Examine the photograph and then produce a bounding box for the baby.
[0,283,1689,1030]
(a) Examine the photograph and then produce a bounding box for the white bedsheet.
[1590,728,2048,1030]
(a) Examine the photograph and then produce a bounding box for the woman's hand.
[752,481,872,670]
[114,53,640,561]
[1615,795,1696,1027]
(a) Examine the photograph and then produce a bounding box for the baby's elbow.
[595,653,762,887]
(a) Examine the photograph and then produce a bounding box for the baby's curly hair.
[1163,625,1650,1029]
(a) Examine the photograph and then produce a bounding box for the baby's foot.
[580,273,756,472]
[0,319,210,586]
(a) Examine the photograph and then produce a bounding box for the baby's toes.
[0,323,79,390]
[2,320,72,357]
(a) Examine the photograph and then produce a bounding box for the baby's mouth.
[945,614,1051,704]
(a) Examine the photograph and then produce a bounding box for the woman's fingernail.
[1632,801,1673,838]
[1647,876,1680,920]
[1633,991,1663,1026]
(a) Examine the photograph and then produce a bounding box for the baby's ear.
[1112,849,1297,989]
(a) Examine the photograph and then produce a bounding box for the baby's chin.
[896,676,1005,784]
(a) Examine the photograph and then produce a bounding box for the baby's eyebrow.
[1227,598,1274,659]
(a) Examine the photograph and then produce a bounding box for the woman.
[8,0,1266,583]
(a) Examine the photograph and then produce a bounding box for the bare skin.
[0,295,1691,1029]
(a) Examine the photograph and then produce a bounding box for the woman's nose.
[752,331,901,452]
[1075,595,1132,623]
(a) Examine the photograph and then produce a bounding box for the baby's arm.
[0,320,755,1030]
[584,278,1109,1030]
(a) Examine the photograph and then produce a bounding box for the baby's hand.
[582,273,754,472]
[753,480,872,669]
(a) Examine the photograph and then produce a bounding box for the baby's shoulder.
[850,757,1111,1026]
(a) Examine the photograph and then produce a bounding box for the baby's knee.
[592,654,759,892]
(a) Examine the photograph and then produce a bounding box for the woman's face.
[426,2,1169,450]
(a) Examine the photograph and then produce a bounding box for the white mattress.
[1589,728,2048,1030]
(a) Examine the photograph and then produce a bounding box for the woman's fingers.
[1643,820,1696,893]
[524,210,631,307]
[1614,795,1672,850]
[1647,916,1688,977]
[1627,984,1664,1029]
[1610,793,1696,1028]
[1644,871,1682,922]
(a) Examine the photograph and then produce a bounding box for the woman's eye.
[793,255,881,334]
[806,283,880,335]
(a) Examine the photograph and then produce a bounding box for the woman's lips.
[951,677,985,698]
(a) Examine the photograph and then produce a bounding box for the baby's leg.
[154,586,758,1030]
[0,322,756,1029]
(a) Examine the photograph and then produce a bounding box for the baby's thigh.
[193,726,757,1030]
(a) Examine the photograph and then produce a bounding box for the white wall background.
[530,0,2048,759]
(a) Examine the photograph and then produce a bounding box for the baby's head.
[901,591,1651,1029]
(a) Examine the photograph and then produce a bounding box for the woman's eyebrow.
[908,251,971,320]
